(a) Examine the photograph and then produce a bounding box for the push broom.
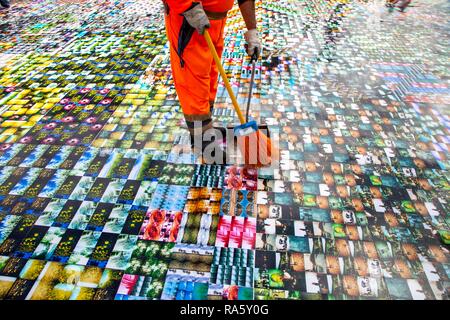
[204,30,274,167]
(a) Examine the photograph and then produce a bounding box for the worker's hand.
[182,2,210,35]
[244,29,261,60]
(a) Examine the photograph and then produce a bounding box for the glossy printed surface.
[0,0,449,300]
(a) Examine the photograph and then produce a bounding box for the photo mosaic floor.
[0,0,449,300]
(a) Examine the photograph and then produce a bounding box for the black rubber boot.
[191,128,228,165]
[186,119,228,165]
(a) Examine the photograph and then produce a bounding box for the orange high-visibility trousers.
[164,5,228,122]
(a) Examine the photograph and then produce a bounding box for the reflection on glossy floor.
[0,0,448,300]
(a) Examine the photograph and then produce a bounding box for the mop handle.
[204,30,246,125]
[246,58,256,123]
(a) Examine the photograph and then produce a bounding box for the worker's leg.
[165,12,212,125]
[165,12,227,163]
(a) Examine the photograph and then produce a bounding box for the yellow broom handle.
[204,30,246,125]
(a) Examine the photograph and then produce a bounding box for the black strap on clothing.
[177,17,195,68]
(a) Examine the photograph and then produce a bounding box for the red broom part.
[236,130,276,167]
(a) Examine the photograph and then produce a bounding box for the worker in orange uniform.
[163,0,261,164]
